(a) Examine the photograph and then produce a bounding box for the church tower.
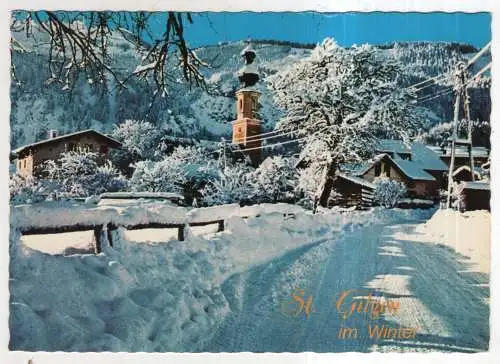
[232,44,262,166]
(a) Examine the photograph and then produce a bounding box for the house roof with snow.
[452,165,483,178]
[461,181,490,191]
[376,139,448,172]
[12,129,122,157]
[336,172,375,189]
[427,145,490,159]
[354,153,436,181]
[391,158,436,181]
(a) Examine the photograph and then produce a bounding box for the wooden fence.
[19,219,226,254]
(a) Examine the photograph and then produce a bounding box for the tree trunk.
[313,159,337,213]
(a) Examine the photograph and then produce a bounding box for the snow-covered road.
[202,216,490,352]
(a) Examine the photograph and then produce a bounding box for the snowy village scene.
[8,11,492,353]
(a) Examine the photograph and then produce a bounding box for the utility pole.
[446,76,461,209]
[446,63,475,208]
[463,85,475,181]
[220,137,227,171]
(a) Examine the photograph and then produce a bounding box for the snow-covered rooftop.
[391,159,436,181]
[410,143,449,172]
[337,172,375,189]
[12,129,122,156]
[461,181,490,191]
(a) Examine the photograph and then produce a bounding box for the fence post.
[217,220,225,232]
[93,225,103,254]
[178,225,185,241]
[106,223,115,247]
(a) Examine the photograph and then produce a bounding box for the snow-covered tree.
[44,150,128,198]
[9,174,49,205]
[416,119,491,149]
[111,120,162,160]
[268,38,422,210]
[249,156,298,203]
[373,176,407,208]
[130,145,218,204]
[202,164,254,206]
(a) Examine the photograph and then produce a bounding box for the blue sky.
[148,12,491,49]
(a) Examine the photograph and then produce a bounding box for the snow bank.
[238,203,307,217]
[186,203,240,223]
[11,202,307,232]
[9,206,433,351]
[11,202,189,230]
[413,209,490,273]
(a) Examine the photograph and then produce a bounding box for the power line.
[244,126,288,140]
[234,42,492,147]
[411,74,449,92]
[231,128,296,145]
[406,41,491,93]
[415,88,454,104]
[466,42,491,68]
[231,137,306,153]
[407,73,448,90]
[465,62,492,87]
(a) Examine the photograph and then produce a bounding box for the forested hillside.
[10,24,491,149]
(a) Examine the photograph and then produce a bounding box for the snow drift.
[9,206,434,351]
[414,209,490,273]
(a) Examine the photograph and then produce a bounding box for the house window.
[239,99,243,112]
[23,159,26,168]
[99,145,109,154]
[375,163,381,177]
[68,142,77,152]
[85,144,93,152]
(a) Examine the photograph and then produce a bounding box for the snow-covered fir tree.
[268,38,423,210]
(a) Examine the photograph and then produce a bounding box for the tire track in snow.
[202,212,489,352]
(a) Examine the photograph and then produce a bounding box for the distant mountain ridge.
[10,25,491,149]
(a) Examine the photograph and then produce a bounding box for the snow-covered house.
[11,129,122,177]
[336,139,449,204]
[459,181,490,211]
[427,144,490,170]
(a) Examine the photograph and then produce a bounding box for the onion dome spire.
[238,44,259,88]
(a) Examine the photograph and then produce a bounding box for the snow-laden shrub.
[249,156,299,203]
[111,120,161,160]
[44,150,128,198]
[130,145,218,205]
[373,176,407,208]
[9,174,48,205]
[202,164,253,206]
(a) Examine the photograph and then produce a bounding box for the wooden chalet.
[11,129,122,177]
[334,140,449,207]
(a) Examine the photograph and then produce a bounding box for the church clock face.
[233,124,245,143]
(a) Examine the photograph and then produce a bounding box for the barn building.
[459,181,490,211]
[11,129,122,177]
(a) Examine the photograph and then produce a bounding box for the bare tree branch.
[10,10,210,101]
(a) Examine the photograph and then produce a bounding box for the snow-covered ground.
[9,206,489,352]
[412,209,490,273]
